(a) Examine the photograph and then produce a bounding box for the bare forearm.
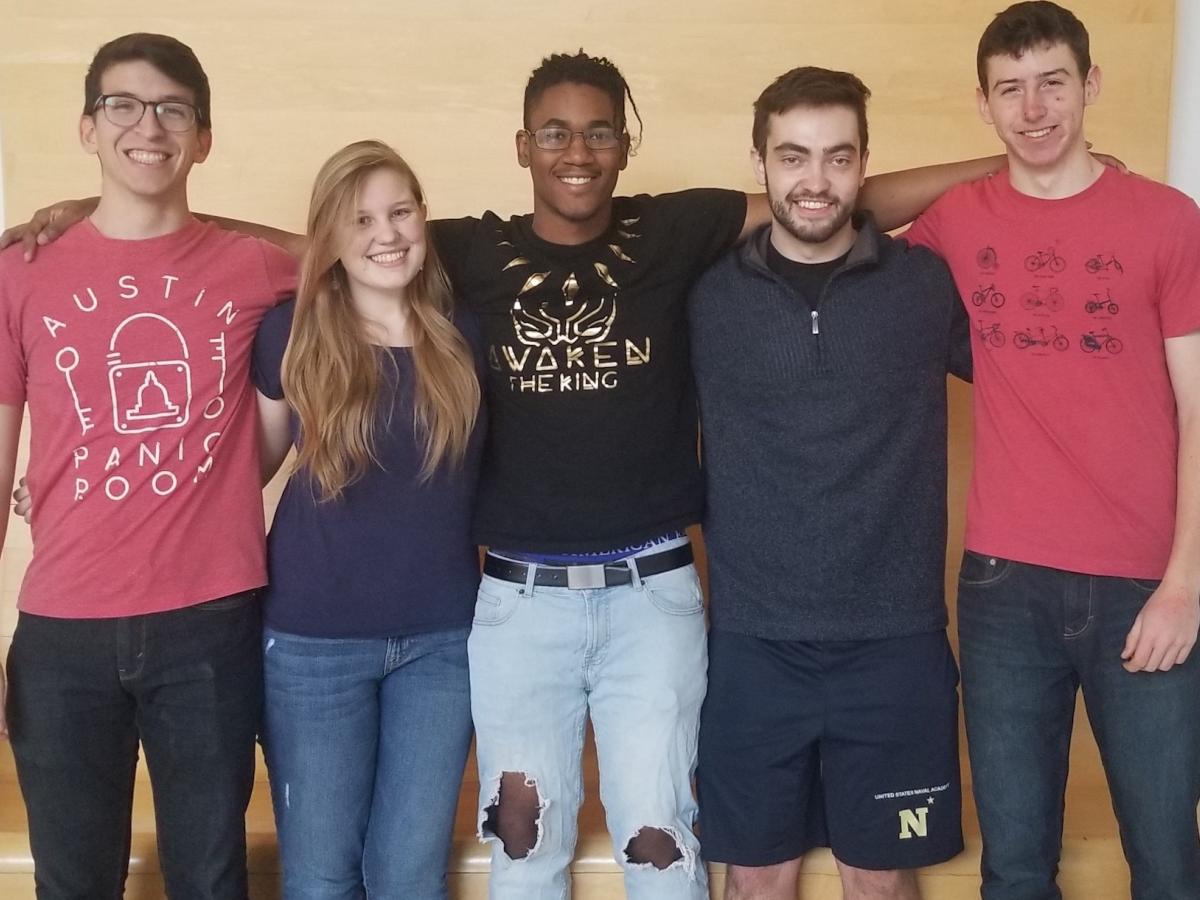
[860,155,1005,232]
[1163,412,1200,595]
[257,392,294,486]
[1162,334,1200,594]
[0,405,23,554]
[200,214,307,258]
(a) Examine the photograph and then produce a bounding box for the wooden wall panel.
[0,0,1177,793]
[0,0,1175,227]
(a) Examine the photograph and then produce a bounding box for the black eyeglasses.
[93,94,201,132]
[521,126,623,151]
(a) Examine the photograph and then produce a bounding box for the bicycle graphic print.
[976,246,998,271]
[1013,325,1069,351]
[972,284,1007,308]
[1021,286,1064,312]
[1084,289,1119,315]
[1024,247,1067,273]
[975,320,1005,349]
[1080,329,1123,354]
[1085,253,1123,275]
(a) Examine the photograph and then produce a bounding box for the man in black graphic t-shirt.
[435,54,747,899]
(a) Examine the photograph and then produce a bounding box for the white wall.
[0,123,6,230]
[1168,0,1200,197]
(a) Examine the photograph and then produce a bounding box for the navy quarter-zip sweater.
[688,218,971,641]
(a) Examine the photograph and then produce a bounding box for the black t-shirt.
[433,189,747,553]
[765,241,851,308]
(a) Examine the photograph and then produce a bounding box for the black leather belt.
[484,544,693,590]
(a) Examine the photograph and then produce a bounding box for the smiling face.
[753,104,866,259]
[978,40,1099,178]
[517,81,629,245]
[337,167,427,304]
[80,59,211,206]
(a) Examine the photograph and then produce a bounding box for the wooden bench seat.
[0,716,1132,900]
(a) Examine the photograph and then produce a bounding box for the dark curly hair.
[523,50,643,150]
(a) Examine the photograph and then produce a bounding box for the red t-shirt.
[0,217,296,617]
[906,167,1200,578]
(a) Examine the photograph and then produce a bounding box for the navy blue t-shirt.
[251,300,485,638]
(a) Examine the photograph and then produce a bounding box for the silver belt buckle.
[566,564,607,590]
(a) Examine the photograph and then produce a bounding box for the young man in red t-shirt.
[0,34,294,899]
[905,3,1200,897]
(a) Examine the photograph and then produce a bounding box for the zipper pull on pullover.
[811,309,820,335]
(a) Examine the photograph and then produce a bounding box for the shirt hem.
[17,575,267,620]
[472,513,699,555]
[709,611,949,643]
[962,538,1169,581]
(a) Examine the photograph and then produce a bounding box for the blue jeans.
[5,592,262,900]
[957,552,1200,900]
[467,560,709,900]
[261,626,473,900]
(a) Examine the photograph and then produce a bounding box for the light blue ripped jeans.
[468,556,709,900]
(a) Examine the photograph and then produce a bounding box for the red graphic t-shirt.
[906,167,1200,578]
[0,217,296,617]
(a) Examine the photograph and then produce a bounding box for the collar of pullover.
[741,210,882,280]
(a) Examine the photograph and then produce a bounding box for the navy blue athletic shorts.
[696,628,964,870]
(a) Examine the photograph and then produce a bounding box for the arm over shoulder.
[649,188,747,266]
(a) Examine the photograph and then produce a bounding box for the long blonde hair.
[282,140,480,501]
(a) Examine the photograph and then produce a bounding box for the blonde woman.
[252,140,483,900]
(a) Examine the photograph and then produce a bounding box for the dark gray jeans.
[957,551,1200,900]
[6,591,262,900]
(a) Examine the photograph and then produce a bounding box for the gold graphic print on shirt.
[490,218,652,394]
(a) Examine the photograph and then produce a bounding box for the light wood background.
[0,0,1178,799]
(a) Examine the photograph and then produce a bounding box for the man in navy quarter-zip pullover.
[689,67,972,900]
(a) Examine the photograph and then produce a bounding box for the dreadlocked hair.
[524,49,644,152]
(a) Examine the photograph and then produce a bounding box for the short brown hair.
[976,2,1090,94]
[752,67,870,156]
[84,33,211,128]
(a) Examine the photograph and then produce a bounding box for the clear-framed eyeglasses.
[522,126,623,151]
[93,94,201,132]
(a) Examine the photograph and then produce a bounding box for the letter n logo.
[898,807,929,840]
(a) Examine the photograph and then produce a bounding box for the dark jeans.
[5,592,263,900]
[957,552,1200,900]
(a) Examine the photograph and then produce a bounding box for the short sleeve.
[901,202,945,257]
[948,291,973,383]
[646,189,747,271]
[260,241,299,300]
[915,247,971,382]
[0,258,27,405]
[1155,194,1200,338]
[923,254,973,383]
[450,301,486,377]
[252,301,295,400]
[430,217,483,296]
